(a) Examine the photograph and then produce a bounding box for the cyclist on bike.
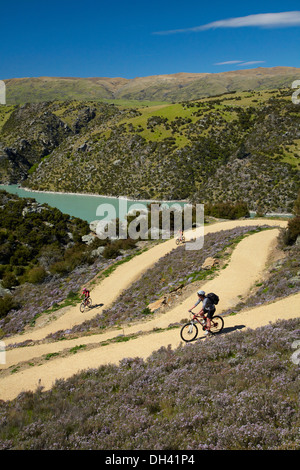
[188,290,215,335]
[82,287,90,303]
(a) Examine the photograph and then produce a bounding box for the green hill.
[0,87,299,212]
[4,67,300,104]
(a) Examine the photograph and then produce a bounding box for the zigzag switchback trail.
[1,218,299,401]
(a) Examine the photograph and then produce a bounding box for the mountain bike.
[176,235,185,245]
[80,296,92,313]
[180,310,224,342]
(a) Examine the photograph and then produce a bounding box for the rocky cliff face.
[0,100,135,183]
[0,102,73,182]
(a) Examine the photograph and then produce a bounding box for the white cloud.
[214,60,266,66]
[238,61,265,65]
[153,11,300,35]
[214,61,244,65]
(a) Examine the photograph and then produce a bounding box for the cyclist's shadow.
[91,302,104,310]
[196,324,246,341]
[221,324,245,334]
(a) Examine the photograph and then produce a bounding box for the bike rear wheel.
[209,315,224,334]
[80,298,92,312]
[180,322,198,342]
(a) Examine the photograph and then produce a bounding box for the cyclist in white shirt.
[189,290,215,335]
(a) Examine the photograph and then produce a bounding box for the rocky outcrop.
[201,257,219,270]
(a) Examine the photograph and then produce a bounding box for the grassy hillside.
[4,67,300,104]
[22,88,300,212]
[0,86,299,212]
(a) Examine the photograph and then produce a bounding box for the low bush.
[1,272,19,289]
[102,243,121,259]
[49,260,70,276]
[25,266,47,284]
[282,216,300,246]
[0,295,19,319]
[205,201,250,219]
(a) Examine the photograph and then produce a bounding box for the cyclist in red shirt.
[82,287,90,302]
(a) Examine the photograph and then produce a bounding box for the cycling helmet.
[197,290,205,296]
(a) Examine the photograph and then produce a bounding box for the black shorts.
[205,307,216,320]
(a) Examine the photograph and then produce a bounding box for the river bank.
[0,185,293,224]
[0,184,188,223]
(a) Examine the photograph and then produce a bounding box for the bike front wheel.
[180,322,198,342]
[209,315,224,334]
[80,298,92,312]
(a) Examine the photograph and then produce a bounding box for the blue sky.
[1,0,300,79]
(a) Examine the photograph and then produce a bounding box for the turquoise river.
[0,185,185,223]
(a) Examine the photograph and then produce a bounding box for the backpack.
[206,292,219,305]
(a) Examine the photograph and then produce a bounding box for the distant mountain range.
[4,67,300,104]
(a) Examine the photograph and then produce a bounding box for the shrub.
[102,243,121,259]
[282,216,300,246]
[38,245,63,269]
[63,244,88,270]
[0,294,18,318]
[205,202,249,219]
[1,272,19,289]
[67,290,79,300]
[49,260,70,275]
[116,238,137,250]
[141,307,153,316]
[26,266,47,284]
[49,244,90,275]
